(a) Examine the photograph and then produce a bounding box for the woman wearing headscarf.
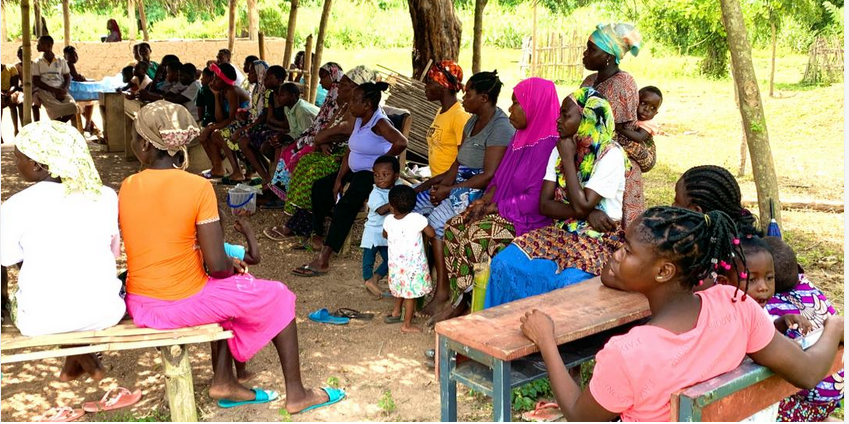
[105,19,122,42]
[486,87,631,307]
[423,60,469,175]
[430,77,560,323]
[223,60,273,183]
[580,22,651,230]
[120,101,345,412]
[0,121,125,381]
[263,65,381,239]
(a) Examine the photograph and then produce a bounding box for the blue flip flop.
[308,308,350,325]
[295,387,346,414]
[217,388,279,409]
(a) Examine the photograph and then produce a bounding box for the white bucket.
[227,186,257,215]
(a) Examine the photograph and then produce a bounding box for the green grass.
[91,410,170,422]
[378,389,397,414]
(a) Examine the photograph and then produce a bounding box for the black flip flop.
[221,176,246,186]
[331,308,374,321]
[384,315,402,324]
[291,265,327,277]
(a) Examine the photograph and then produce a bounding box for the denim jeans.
[362,246,389,281]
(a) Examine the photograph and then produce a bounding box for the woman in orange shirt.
[119,101,344,412]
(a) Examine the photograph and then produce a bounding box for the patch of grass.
[377,389,397,415]
[773,81,837,92]
[278,408,292,422]
[511,378,553,413]
[92,410,170,422]
[326,376,341,389]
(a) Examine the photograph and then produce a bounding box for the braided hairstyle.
[680,165,761,237]
[356,81,390,111]
[466,71,503,105]
[638,206,749,299]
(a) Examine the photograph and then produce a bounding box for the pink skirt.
[125,274,296,362]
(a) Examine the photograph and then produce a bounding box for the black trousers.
[311,170,374,253]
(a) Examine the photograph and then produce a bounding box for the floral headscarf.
[293,62,344,150]
[134,100,201,170]
[589,23,642,64]
[427,60,464,92]
[250,60,269,120]
[344,65,379,86]
[15,120,103,198]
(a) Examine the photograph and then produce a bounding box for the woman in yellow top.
[424,60,470,175]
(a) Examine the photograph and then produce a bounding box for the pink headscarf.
[510,78,560,150]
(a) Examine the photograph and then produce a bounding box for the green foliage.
[378,389,396,414]
[278,409,293,422]
[326,376,341,388]
[511,378,553,412]
[92,410,170,422]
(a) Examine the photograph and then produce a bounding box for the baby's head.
[121,66,134,83]
[638,86,662,122]
[388,185,416,215]
[236,108,249,122]
[764,236,800,294]
[719,236,775,307]
[373,155,400,190]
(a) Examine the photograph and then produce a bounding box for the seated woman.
[220,60,272,184]
[197,63,250,180]
[486,88,629,308]
[0,121,125,381]
[432,77,561,323]
[422,60,469,176]
[291,82,408,277]
[413,70,514,313]
[120,101,344,412]
[236,65,290,184]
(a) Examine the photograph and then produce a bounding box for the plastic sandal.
[35,407,85,422]
[332,308,374,321]
[308,308,350,325]
[217,388,279,409]
[521,401,563,422]
[82,387,142,413]
[294,387,346,414]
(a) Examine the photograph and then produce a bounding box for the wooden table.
[434,277,650,422]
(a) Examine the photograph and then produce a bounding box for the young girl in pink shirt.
[519,206,844,422]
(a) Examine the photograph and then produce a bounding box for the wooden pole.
[472,0,487,74]
[303,34,313,103]
[310,0,332,102]
[127,0,137,42]
[258,32,265,61]
[138,0,149,41]
[769,17,776,97]
[719,0,782,229]
[1,0,8,43]
[227,0,237,53]
[160,345,198,422]
[33,0,42,37]
[282,0,299,69]
[531,0,537,77]
[247,0,258,41]
[62,0,70,47]
[21,0,33,124]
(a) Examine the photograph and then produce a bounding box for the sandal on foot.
[35,407,85,422]
[384,315,403,324]
[294,387,346,414]
[332,308,374,321]
[217,388,279,409]
[263,226,292,241]
[221,176,246,186]
[260,199,286,210]
[521,401,563,422]
[291,265,326,277]
[82,387,143,412]
[201,170,224,180]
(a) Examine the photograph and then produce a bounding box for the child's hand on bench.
[775,313,813,335]
[520,309,556,348]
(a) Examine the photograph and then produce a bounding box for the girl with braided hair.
[672,164,761,237]
[520,206,845,422]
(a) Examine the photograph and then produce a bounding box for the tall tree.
[407,0,462,79]
[247,0,258,41]
[282,0,299,69]
[472,0,488,74]
[719,0,782,229]
[310,0,333,101]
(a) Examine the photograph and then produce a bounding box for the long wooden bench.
[1,319,232,422]
[435,277,651,422]
[672,334,844,421]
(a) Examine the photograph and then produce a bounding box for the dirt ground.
[0,127,496,422]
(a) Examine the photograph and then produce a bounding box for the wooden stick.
[138,0,149,41]
[227,0,237,54]
[127,0,136,43]
[33,0,41,38]
[2,325,226,350]
[1,332,232,364]
[21,0,33,125]
[741,198,843,213]
[282,0,299,69]
[161,345,198,422]
[419,59,433,82]
[62,0,70,47]
[303,34,313,103]
[311,0,333,102]
[258,31,266,61]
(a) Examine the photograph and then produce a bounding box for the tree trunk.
[303,34,313,103]
[730,63,747,177]
[127,0,137,42]
[247,0,258,41]
[769,18,776,97]
[33,0,41,37]
[62,0,70,47]
[310,0,332,101]
[283,0,298,69]
[21,0,33,124]
[719,0,782,230]
[1,0,8,43]
[227,0,237,53]
[472,0,487,74]
[138,0,149,41]
[407,0,462,79]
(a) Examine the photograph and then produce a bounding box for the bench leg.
[439,335,457,422]
[160,344,198,422]
[492,359,512,422]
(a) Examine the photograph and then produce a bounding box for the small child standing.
[618,86,663,143]
[382,185,435,333]
[361,156,401,298]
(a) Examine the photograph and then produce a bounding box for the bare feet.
[208,381,256,402]
[364,280,382,298]
[401,324,423,333]
[237,370,256,385]
[425,303,465,327]
[59,357,85,382]
[59,354,106,382]
[421,292,449,317]
[285,387,330,414]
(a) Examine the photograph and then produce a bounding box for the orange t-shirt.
[119,169,219,301]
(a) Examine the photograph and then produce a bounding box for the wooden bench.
[435,277,650,422]
[672,334,844,421]
[1,319,232,422]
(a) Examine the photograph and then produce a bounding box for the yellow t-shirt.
[2,64,18,92]
[426,102,470,175]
